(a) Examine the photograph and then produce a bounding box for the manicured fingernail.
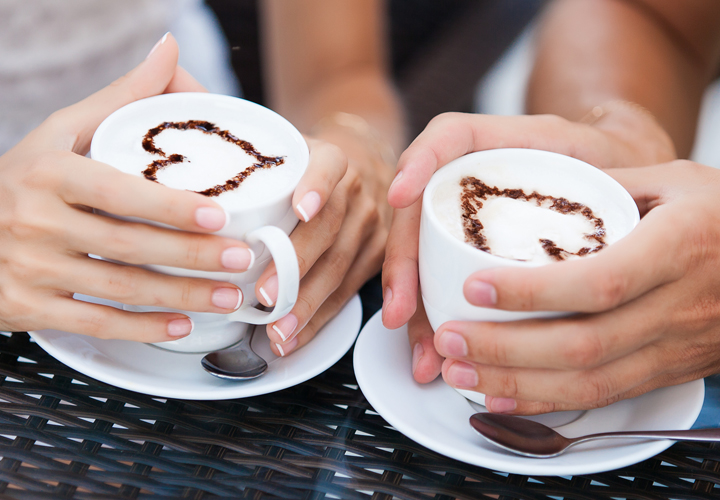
[446,361,478,389]
[221,247,255,270]
[438,331,468,357]
[296,191,322,222]
[258,274,278,306]
[487,396,517,413]
[212,288,242,310]
[389,170,403,192]
[412,343,424,375]
[272,313,298,343]
[167,318,193,337]
[195,207,228,231]
[466,280,497,306]
[276,337,298,357]
[146,31,169,59]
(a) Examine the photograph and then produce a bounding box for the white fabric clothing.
[0,0,239,154]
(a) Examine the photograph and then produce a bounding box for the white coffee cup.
[419,148,640,405]
[90,93,309,353]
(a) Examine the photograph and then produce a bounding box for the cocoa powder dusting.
[141,120,284,197]
[459,176,607,261]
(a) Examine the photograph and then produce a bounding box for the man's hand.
[382,112,676,385]
[435,160,720,413]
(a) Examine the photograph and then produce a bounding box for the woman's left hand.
[254,135,393,356]
[436,160,720,414]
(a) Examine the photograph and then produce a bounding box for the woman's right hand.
[0,34,256,341]
[382,111,677,383]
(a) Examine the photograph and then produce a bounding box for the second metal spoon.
[470,413,720,458]
[201,325,268,380]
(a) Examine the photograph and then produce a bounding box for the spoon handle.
[573,428,720,445]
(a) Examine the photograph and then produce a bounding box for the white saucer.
[354,311,705,476]
[30,294,362,400]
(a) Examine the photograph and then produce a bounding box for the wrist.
[580,100,677,166]
[310,112,397,172]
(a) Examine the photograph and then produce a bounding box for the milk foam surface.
[91,94,307,212]
[431,162,635,264]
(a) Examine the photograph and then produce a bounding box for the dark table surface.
[1,294,720,500]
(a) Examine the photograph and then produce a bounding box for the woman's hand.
[437,160,720,413]
[255,126,393,357]
[0,33,352,345]
[0,35,264,341]
[257,0,404,356]
[382,111,676,383]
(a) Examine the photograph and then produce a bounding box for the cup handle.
[227,225,299,325]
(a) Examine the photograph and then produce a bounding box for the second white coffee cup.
[419,148,640,405]
[91,93,309,353]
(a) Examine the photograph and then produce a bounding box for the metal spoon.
[469,413,720,458]
[201,325,268,380]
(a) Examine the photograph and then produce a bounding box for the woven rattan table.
[1,291,719,499]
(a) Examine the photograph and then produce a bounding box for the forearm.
[265,70,406,173]
[260,0,406,160]
[527,0,720,158]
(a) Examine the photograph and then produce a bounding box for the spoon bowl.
[202,326,268,380]
[470,413,720,458]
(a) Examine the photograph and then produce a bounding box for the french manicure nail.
[212,288,242,310]
[146,31,169,59]
[195,207,228,231]
[167,318,193,337]
[276,337,298,357]
[447,361,478,389]
[466,280,497,306]
[259,287,274,306]
[438,331,468,357]
[258,274,278,306]
[488,397,517,413]
[296,191,322,222]
[412,343,424,375]
[272,325,286,342]
[272,313,298,343]
[221,247,255,270]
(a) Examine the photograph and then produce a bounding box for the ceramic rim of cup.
[91,92,310,212]
[422,148,641,268]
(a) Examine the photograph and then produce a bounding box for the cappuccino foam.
[91,94,307,212]
[432,163,633,264]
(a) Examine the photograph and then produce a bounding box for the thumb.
[50,32,181,154]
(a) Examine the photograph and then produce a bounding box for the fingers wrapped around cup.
[88,92,310,351]
[417,148,640,409]
[259,160,389,357]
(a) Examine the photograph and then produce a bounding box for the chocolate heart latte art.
[141,120,285,197]
[460,177,607,261]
